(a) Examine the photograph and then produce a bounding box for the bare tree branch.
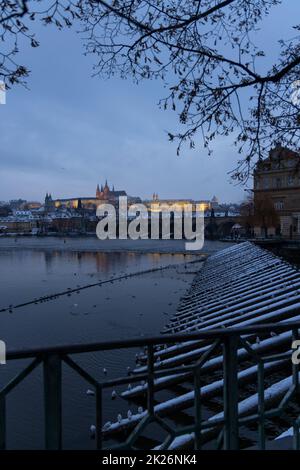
[1,0,300,181]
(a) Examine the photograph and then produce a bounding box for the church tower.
[103,179,110,197]
[96,184,101,199]
[44,193,54,211]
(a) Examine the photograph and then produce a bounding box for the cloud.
[0,17,260,203]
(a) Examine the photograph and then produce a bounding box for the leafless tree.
[0,0,76,84]
[240,193,279,235]
[254,195,280,236]
[2,1,300,179]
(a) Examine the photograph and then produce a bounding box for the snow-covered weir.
[0,243,300,450]
[98,242,300,450]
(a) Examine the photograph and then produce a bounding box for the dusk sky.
[1,2,298,204]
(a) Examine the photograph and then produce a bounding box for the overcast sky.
[0,1,298,203]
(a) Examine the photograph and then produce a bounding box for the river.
[0,237,232,449]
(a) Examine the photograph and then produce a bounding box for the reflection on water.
[0,249,196,309]
[0,248,199,449]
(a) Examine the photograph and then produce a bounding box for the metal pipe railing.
[6,320,300,359]
[1,320,300,451]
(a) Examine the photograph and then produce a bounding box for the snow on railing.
[101,242,300,449]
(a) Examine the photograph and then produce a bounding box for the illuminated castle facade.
[50,181,139,210]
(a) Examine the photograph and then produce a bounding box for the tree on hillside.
[1,1,300,177]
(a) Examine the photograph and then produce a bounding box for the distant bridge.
[204,215,243,239]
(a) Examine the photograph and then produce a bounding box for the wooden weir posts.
[102,242,300,449]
